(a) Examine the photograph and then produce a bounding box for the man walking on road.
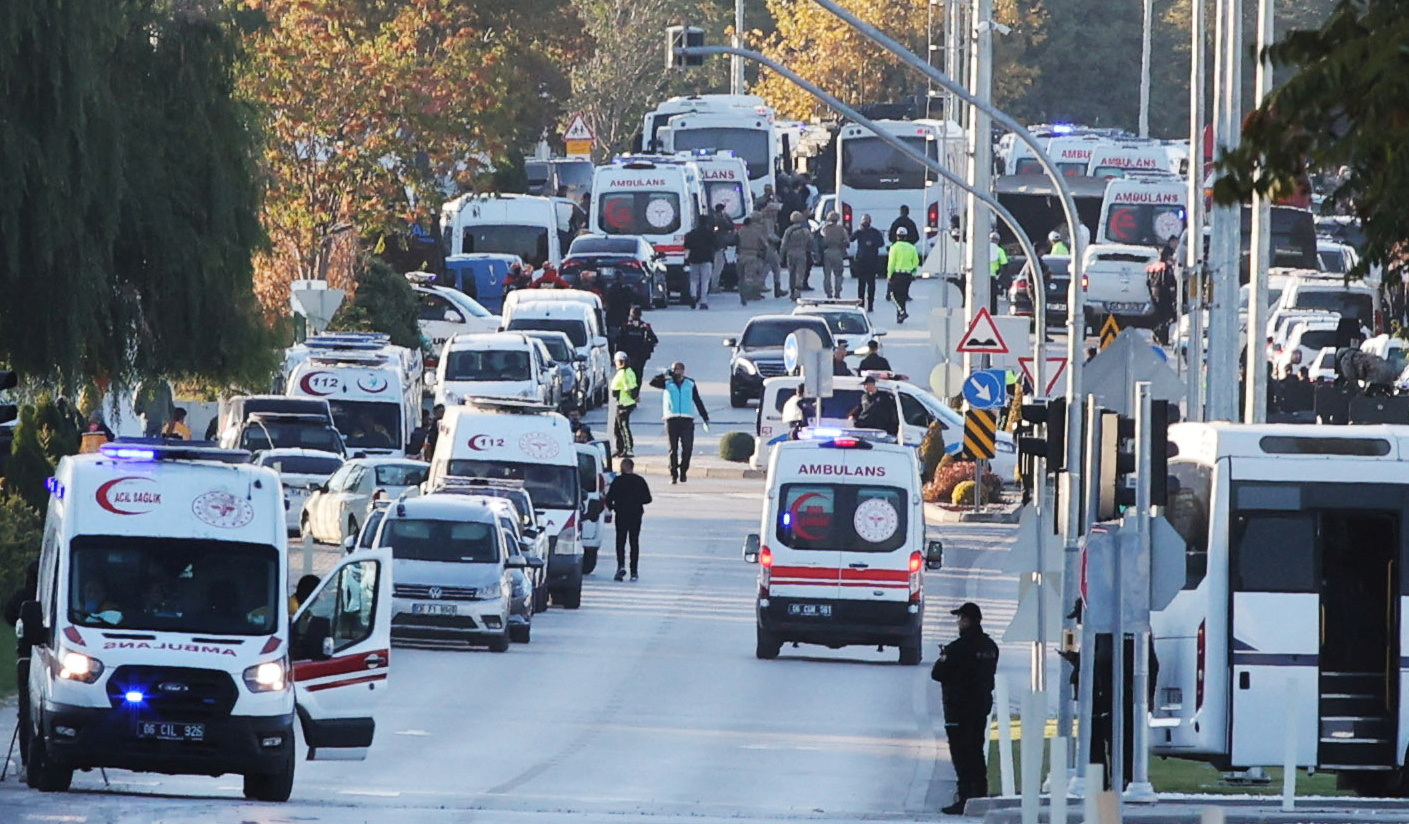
[931,602,999,815]
[850,214,884,311]
[605,458,652,581]
[649,361,710,484]
[887,227,918,323]
[819,212,849,299]
[684,216,717,309]
[610,352,638,457]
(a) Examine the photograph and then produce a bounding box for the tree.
[326,257,424,351]
[1213,0,1406,274]
[4,405,58,514]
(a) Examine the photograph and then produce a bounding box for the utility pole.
[1245,0,1275,423]
[1185,0,1207,422]
[732,0,745,95]
[963,0,994,377]
[1138,0,1153,137]
[1207,0,1243,422]
[945,0,965,126]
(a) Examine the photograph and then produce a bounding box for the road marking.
[395,729,432,736]
[340,788,403,797]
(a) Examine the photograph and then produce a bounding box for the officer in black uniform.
[931,601,1000,815]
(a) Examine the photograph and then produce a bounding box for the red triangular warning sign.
[956,307,1010,355]
[1018,356,1069,396]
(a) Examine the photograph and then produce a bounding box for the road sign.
[1099,314,1122,350]
[956,307,1010,355]
[963,369,1007,410]
[289,280,345,333]
[962,409,998,459]
[1018,356,1069,397]
[1083,328,1185,416]
[563,113,594,157]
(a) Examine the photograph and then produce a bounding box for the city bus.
[834,119,966,257]
[1151,422,1409,794]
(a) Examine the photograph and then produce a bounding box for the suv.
[1081,243,1161,330]
[723,315,835,407]
[377,493,528,651]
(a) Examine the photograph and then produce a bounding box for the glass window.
[841,136,938,190]
[1167,461,1212,590]
[444,459,578,510]
[296,558,379,658]
[418,293,460,323]
[900,393,932,427]
[261,454,343,477]
[383,518,498,563]
[671,128,771,180]
[740,320,834,349]
[1103,204,1186,247]
[569,238,639,256]
[325,464,353,492]
[506,317,588,348]
[444,349,532,382]
[374,463,428,487]
[775,484,908,552]
[1232,513,1317,593]
[461,224,551,267]
[1290,291,1373,324]
[527,334,573,362]
[358,509,384,549]
[706,181,748,220]
[598,191,682,236]
[241,421,345,455]
[328,401,402,450]
[69,536,279,636]
[577,451,597,492]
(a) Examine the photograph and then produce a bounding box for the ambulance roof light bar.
[797,427,894,447]
[99,438,252,464]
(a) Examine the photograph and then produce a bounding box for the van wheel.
[243,746,295,802]
[556,586,582,610]
[27,736,73,793]
[510,623,532,644]
[582,546,598,575]
[488,632,511,652]
[898,628,923,665]
[756,626,782,660]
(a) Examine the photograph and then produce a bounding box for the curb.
[926,501,1023,525]
[627,457,766,480]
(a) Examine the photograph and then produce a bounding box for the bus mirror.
[925,540,944,570]
[743,533,760,563]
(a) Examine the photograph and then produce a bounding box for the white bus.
[660,112,776,201]
[1152,423,1409,793]
[639,94,772,154]
[835,119,966,258]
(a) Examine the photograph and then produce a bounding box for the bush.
[918,420,947,483]
[719,431,755,462]
[0,494,41,606]
[923,459,1004,504]
[952,480,989,506]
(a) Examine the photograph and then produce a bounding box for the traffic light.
[1098,410,1136,521]
[1017,397,1067,472]
[0,370,15,424]
[1149,399,1179,507]
[665,26,704,68]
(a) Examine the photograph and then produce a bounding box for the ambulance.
[1047,134,1112,176]
[284,333,424,456]
[1095,172,1187,248]
[742,429,943,665]
[1086,141,1176,180]
[591,155,706,303]
[428,398,583,609]
[17,439,393,801]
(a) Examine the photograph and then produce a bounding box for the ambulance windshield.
[68,536,280,635]
[776,484,908,553]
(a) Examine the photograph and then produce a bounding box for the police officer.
[931,602,999,815]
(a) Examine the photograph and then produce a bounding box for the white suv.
[1081,243,1161,330]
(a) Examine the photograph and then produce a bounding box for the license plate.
[1109,302,1148,312]
[136,721,205,742]
[1049,303,1067,312]
[411,603,458,616]
[787,603,833,618]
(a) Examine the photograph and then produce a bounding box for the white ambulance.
[1087,142,1177,179]
[17,439,393,801]
[428,398,583,608]
[284,333,424,456]
[591,155,706,303]
[1095,173,1187,248]
[742,429,942,665]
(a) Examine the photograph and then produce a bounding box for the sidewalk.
[968,794,1409,822]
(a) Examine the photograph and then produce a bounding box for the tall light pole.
[1185,0,1208,421]
[732,0,745,94]
[1138,0,1153,137]
[963,0,995,378]
[1244,0,1275,423]
[1207,0,1243,422]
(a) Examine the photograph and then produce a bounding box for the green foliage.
[719,431,756,462]
[1215,0,1409,277]
[4,407,53,513]
[327,257,424,351]
[952,479,988,506]
[918,421,948,483]
[0,493,41,613]
[0,1,273,388]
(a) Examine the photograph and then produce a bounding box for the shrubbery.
[719,431,755,463]
[923,459,1003,504]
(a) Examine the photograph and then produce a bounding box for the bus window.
[1231,512,1317,593]
[1167,462,1211,590]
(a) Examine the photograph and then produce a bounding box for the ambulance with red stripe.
[18,439,393,801]
[591,155,706,304]
[743,429,943,665]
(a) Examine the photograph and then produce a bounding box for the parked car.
[433,332,555,408]
[301,456,429,546]
[1008,255,1071,328]
[409,278,501,360]
[429,476,552,614]
[723,315,835,407]
[791,298,884,355]
[522,329,586,412]
[252,448,344,534]
[561,234,669,309]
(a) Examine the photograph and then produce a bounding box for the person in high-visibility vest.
[886,226,919,324]
[1048,230,1070,256]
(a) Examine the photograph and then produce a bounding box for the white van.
[1095,173,1187,248]
[284,334,423,456]
[428,399,584,608]
[591,156,706,302]
[440,193,584,269]
[502,298,610,408]
[19,440,392,800]
[742,429,942,664]
[434,332,553,408]
[1087,142,1177,179]
[751,375,1019,481]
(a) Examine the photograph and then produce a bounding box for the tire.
[346,518,359,547]
[730,390,748,409]
[510,623,532,644]
[899,633,923,666]
[488,632,510,652]
[582,546,598,575]
[755,625,782,660]
[555,586,582,610]
[533,583,549,613]
[27,735,73,793]
[243,746,295,802]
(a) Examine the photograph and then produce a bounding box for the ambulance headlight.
[243,658,288,693]
[58,650,104,684]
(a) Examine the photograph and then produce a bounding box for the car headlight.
[243,658,289,692]
[477,581,505,600]
[735,358,758,376]
[58,650,104,684]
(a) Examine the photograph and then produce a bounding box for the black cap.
[951,602,982,622]
[861,375,877,385]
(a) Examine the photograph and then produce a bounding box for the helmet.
[896,227,908,238]
[614,351,629,364]
[989,232,1001,242]
[1048,231,1062,242]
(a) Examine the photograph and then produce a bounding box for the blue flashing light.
[1050,124,1075,135]
[781,512,792,527]
[44,477,65,499]
[124,690,145,704]
[101,446,157,461]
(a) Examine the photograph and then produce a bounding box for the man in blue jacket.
[649,361,710,484]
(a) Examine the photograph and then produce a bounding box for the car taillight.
[1081,274,1089,291]
[909,550,923,603]
[1195,619,1206,711]
[760,546,773,597]
[1013,277,1028,291]
[842,202,853,232]
[562,258,581,268]
[927,202,939,231]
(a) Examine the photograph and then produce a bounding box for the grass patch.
[0,640,14,697]
[982,727,1351,796]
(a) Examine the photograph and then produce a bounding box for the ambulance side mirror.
[742,533,760,563]
[17,600,45,647]
[925,540,944,570]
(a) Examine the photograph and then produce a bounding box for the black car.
[1008,255,1071,329]
[560,234,668,309]
[723,315,835,408]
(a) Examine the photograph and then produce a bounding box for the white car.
[301,456,430,545]
[791,299,886,355]
[411,280,501,359]
[434,332,555,407]
[1308,346,1339,383]
[1272,318,1341,379]
[253,448,344,533]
